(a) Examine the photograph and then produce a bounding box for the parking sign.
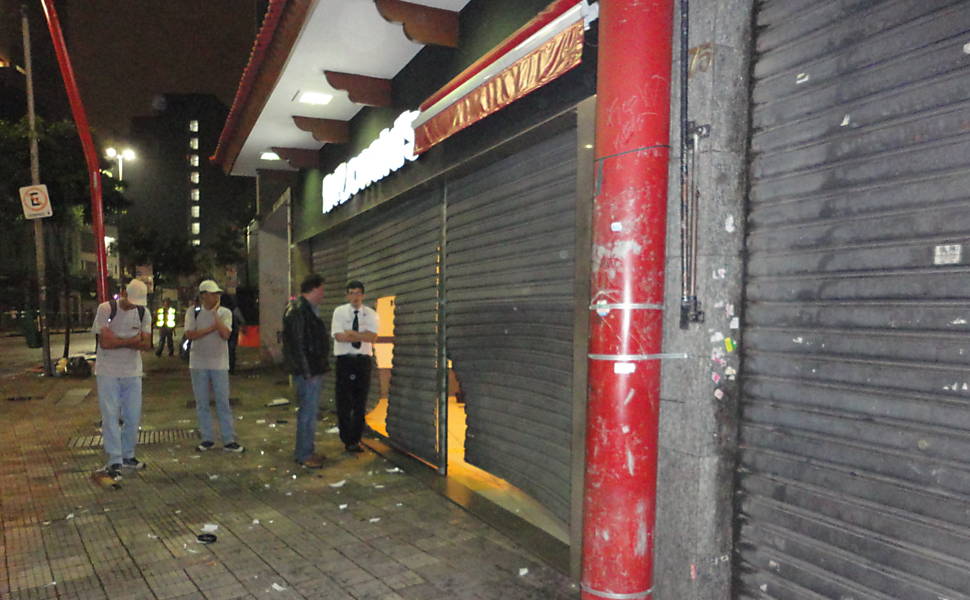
[19,185,53,219]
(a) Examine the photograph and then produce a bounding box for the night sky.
[64,1,260,141]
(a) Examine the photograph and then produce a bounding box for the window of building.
[190,171,199,184]
[189,137,199,150]
[191,222,200,235]
[191,239,200,247]
[189,154,199,167]
[189,120,199,132]
[190,188,200,201]
[191,206,200,218]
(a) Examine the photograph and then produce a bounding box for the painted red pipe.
[39,0,109,302]
[582,0,674,598]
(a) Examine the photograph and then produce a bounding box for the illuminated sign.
[322,110,420,213]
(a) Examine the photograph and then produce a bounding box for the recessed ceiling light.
[297,91,333,105]
[260,151,281,160]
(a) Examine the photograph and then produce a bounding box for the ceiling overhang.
[212,0,472,176]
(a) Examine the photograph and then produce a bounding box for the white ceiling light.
[297,91,334,105]
[260,151,281,160]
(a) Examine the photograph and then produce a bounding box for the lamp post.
[105,147,135,180]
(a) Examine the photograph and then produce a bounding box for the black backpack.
[179,305,203,361]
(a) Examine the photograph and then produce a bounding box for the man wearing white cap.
[185,279,244,454]
[92,279,153,480]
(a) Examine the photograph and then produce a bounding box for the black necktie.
[352,310,361,349]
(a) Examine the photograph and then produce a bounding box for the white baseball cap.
[199,280,223,293]
[126,279,148,306]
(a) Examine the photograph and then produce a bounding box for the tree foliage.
[0,117,129,226]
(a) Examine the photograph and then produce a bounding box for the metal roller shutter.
[348,191,442,466]
[446,129,577,523]
[311,231,349,341]
[739,1,970,598]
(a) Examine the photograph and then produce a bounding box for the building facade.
[215,1,970,599]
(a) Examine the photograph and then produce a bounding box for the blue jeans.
[294,374,323,462]
[97,376,142,467]
[190,369,235,444]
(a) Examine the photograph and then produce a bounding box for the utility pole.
[22,4,52,377]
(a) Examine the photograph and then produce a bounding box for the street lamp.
[105,147,135,180]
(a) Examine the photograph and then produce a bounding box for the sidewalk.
[0,350,577,600]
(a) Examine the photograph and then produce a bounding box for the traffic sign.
[19,185,53,219]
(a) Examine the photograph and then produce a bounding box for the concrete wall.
[656,1,754,598]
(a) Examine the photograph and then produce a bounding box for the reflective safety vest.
[156,306,177,328]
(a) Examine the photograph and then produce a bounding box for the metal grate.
[68,428,196,449]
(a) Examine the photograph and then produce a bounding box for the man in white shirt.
[331,280,379,453]
[92,279,152,480]
[185,280,244,453]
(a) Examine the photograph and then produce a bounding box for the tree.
[0,117,130,357]
[112,226,197,287]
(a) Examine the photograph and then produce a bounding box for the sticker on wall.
[934,244,962,265]
[614,363,636,374]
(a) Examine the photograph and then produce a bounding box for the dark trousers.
[228,330,239,373]
[155,327,174,356]
[335,355,372,447]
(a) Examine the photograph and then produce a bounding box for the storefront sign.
[322,110,420,213]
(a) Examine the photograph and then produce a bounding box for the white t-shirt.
[185,305,232,370]
[331,303,379,356]
[92,301,151,377]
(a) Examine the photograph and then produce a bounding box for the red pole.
[38,0,109,302]
[581,0,674,598]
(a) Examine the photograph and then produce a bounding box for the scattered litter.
[66,513,74,520]
[795,72,809,84]
[276,420,288,424]
[269,424,277,428]
[286,492,293,496]
[386,467,404,474]
[329,480,347,488]
[840,114,851,127]
[264,484,271,489]
[339,504,348,510]
[519,568,529,577]
[260,450,265,455]
[266,398,290,407]
[374,485,385,489]
[252,519,260,525]
[45,581,56,587]
[326,426,339,434]
[369,517,381,523]
[147,533,159,539]
[209,474,219,480]
[396,503,403,507]
[271,583,287,592]
[291,474,297,480]
[182,543,199,554]
[201,523,219,532]
[196,533,217,544]
[256,419,266,424]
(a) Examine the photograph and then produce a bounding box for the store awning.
[413,0,596,154]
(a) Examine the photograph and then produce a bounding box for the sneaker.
[195,441,215,452]
[223,442,245,453]
[122,457,146,470]
[297,454,325,469]
[104,464,123,480]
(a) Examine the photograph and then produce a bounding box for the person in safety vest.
[155,298,177,356]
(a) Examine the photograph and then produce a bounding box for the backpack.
[96,300,147,349]
[179,305,203,361]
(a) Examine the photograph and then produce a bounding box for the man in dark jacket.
[282,273,330,468]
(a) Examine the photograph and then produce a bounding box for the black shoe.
[103,464,123,480]
[196,441,215,452]
[345,444,364,453]
[122,457,146,470]
[223,442,245,453]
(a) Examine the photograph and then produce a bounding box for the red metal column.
[39,0,109,302]
[581,0,674,598]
